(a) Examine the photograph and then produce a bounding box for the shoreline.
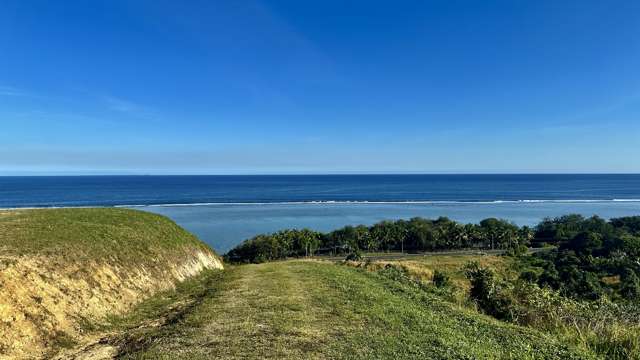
[2,198,640,211]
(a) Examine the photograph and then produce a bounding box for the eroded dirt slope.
[0,209,223,359]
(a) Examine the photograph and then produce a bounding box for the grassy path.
[118,260,594,360]
[120,261,336,359]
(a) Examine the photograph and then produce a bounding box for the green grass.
[0,208,214,264]
[0,210,606,358]
[114,260,595,359]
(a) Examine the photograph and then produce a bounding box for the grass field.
[110,259,595,359]
[0,208,213,262]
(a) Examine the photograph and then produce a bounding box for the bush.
[432,270,450,288]
[345,249,363,262]
[464,261,516,321]
[621,269,640,300]
[505,244,528,257]
[511,281,640,358]
[519,269,539,283]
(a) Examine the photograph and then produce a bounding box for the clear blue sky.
[1,0,639,174]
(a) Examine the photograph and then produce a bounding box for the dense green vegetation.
[226,216,531,263]
[462,258,640,359]
[523,215,640,301]
[226,215,640,303]
[446,214,640,359]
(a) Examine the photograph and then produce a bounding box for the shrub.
[464,261,516,321]
[345,249,363,262]
[519,269,539,283]
[432,270,450,288]
[621,269,640,300]
[505,244,528,257]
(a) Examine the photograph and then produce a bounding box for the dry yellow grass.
[408,254,511,288]
[346,254,510,291]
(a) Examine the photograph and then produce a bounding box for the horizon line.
[1,172,640,177]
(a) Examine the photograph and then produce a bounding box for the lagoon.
[142,201,640,253]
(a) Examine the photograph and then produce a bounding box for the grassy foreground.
[112,260,593,359]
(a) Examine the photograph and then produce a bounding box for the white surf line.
[2,199,640,211]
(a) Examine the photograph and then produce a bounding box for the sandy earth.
[0,249,222,359]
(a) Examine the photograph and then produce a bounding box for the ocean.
[2,174,639,252]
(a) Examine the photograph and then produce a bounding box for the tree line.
[225,215,640,266]
[225,216,534,263]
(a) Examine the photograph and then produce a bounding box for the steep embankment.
[0,208,223,359]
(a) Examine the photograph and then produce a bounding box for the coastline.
[2,198,640,210]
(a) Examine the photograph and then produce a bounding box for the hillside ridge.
[0,208,222,359]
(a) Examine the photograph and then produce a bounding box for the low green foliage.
[462,253,640,359]
[432,269,451,288]
[464,261,517,321]
[508,280,640,359]
[344,248,363,261]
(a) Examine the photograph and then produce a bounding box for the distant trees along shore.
[226,214,640,264]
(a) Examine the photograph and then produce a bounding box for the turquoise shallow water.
[140,201,640,253]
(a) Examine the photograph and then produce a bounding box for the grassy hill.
[2,209,624,359]
[0,208,222,359]
[100,259,593,359]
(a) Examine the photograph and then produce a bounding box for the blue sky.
[1,0,639,174]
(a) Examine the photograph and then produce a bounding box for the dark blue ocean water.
[2,175,640,252]
[1,174,640,208]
